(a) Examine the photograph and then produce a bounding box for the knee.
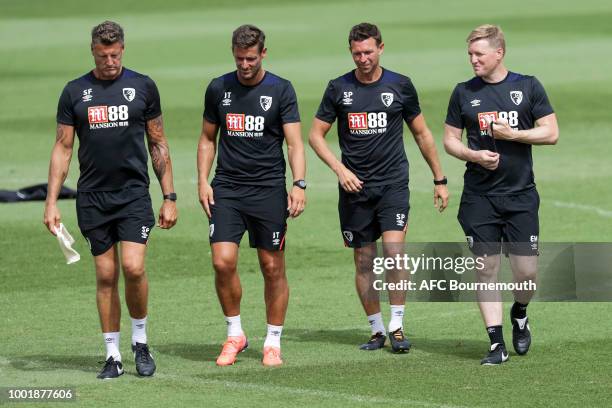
[123,260,146,282]
[213,256,238,277]
[260,257,285,281]
[96,270,119,288]
[476,259,500,281]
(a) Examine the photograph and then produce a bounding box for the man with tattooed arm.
[43,21,177,379]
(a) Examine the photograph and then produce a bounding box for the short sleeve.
[203,80,220,124]
[401,78,421,123]
[445,85,464,129]
[280,81,300,124]
[315,81,337,124]
[143,77,162,121]
[56,86,74,125]
[530,77,554,120]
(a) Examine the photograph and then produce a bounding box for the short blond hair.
[466,24,505,54]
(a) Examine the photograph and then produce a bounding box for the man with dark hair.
[198,24,306,367]
[444,24,558,365]
[309,22,449,352]
[44,20,177,379]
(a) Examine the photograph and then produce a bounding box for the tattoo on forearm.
[146,116,170,181]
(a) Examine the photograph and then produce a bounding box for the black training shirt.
[203,71,300,187]
[57,68,161,192]
[446,72,554,195]
[316,68,421,186]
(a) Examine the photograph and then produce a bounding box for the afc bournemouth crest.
[381,92,394,107]
[122,88,136,102]
[343,231,353,242]
[510,91,523,106]
[260,96,272,111]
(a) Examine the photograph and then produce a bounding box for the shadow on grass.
[155,343,263,363]
[284,328,365,346]
[285,328,485,359]
[10,355,99,373]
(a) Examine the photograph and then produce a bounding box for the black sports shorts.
[208,181,288,251]
[338,181,409,248]
[458,189,540,256]
[76,185,155,256]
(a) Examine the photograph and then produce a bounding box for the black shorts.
[338,182,409,248]
[458,189,540,256]
[209,181,288,251]
[76,186,155,256]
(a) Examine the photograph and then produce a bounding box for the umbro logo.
[342,91,353,105]
[470,99,481,107]
[82,88,93,102]
[222,91,232,106]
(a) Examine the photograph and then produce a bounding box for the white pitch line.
[152,373,468,408]
[552,201,612,218]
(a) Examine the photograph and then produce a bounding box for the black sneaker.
[388,328,411,353]
[480,343,509,365]
[97,356,124,379]
[511,316,531,355]
[132,343,156,376]
[359,332,386,350]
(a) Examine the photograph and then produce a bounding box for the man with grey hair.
[44,20,177,378]
[444,24,558,365]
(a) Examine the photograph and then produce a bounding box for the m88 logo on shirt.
[478,110,518,135]
[226,113,265,138]
[88,105,129,129]
[347,112,387,135]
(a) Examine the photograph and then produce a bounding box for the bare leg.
[95,245,121,332]
[257,249,288,326]
[381,230,407,306]
[354,243,379,315]
[509,254,538,304]
[476,254,503,327]
[121,241,148,319]
[211,242,241,317]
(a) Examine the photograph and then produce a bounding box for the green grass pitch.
[1,0,612,406]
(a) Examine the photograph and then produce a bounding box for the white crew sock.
[263,324,283,348]
[103,332,121,361]
[388,305,405,333]
[131,316,147,345]
[225,315,244,337]
[367,312,385,335]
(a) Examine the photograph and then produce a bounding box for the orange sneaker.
[216,335,248,366]
[262,346,283,367]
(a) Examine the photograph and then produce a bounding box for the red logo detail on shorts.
[478,111,498,131]
[226,113,245,131]
[88,106,109,124]
[348,112,368,130]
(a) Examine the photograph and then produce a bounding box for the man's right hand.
[336,164,364,193]
[198,183,215,218]
[473,150,500,171]
[44,203,61,235]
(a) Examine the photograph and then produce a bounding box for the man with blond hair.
[443,24,559,365]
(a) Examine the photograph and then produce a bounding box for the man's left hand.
[287,186,306,218]
[491,118,515,140]
[434,185,449,213]
[158,200,178,229]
